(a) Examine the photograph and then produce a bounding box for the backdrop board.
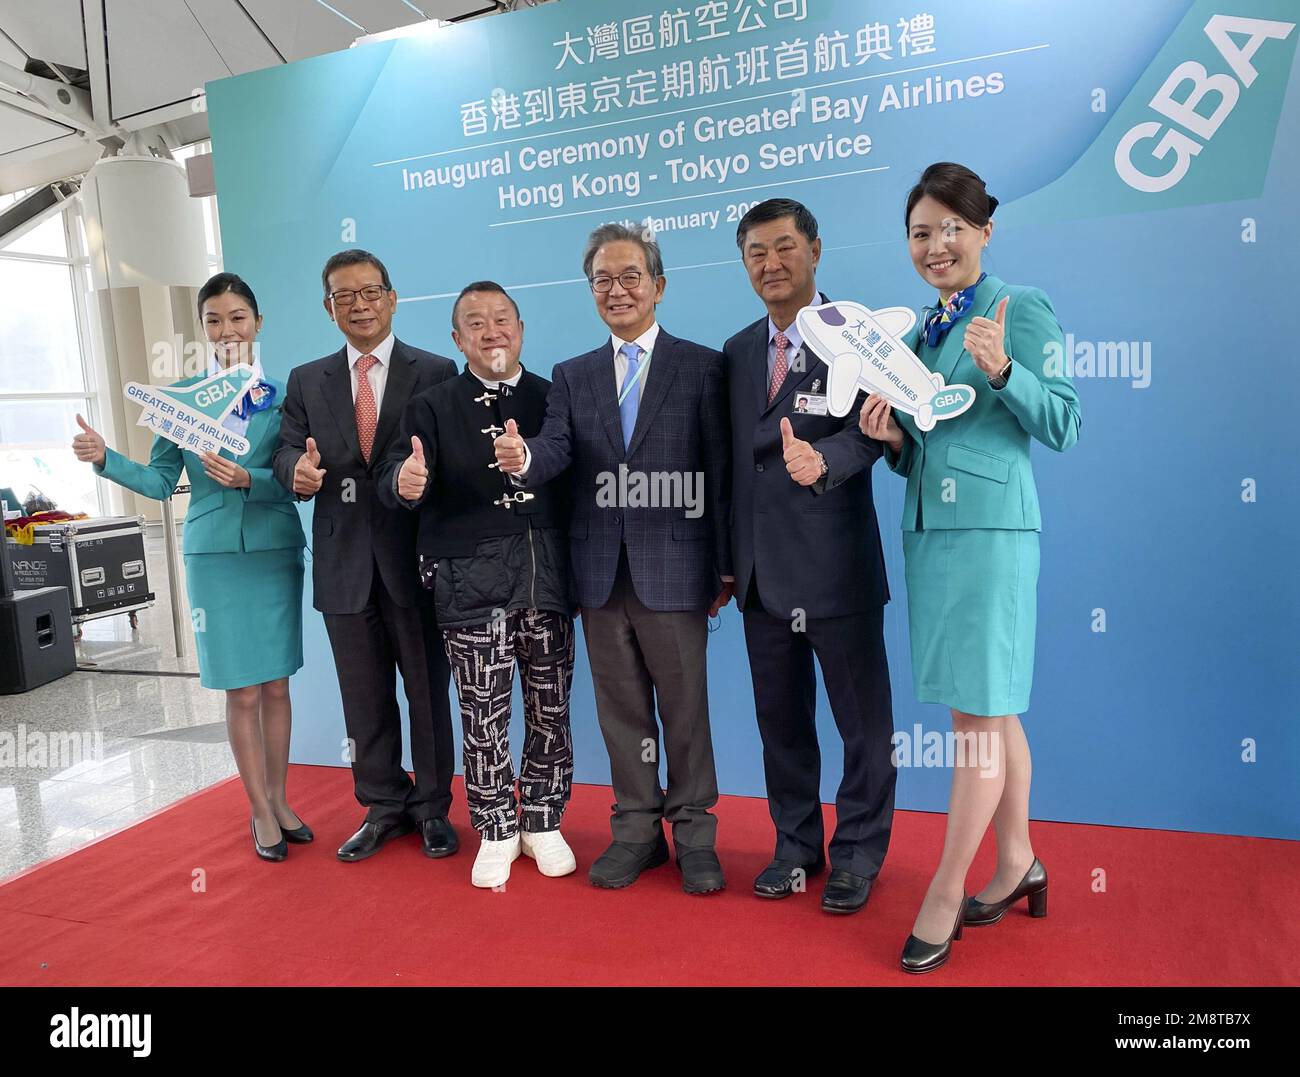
[207,0,1300,839]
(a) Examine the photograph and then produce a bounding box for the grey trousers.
[581,549,719,848]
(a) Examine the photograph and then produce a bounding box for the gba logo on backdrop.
[1115,13,1294,192]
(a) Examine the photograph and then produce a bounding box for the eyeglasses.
[589,271,643,294]
[329,285,389,307]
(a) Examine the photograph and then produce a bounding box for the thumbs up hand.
[71,413,107,466]
[781,416,823,487]
[494,418,527,475]
[293,435,327,496]
[398,435,429,502]
[964,295,1011,377]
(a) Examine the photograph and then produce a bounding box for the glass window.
[1,212,69,258]
[0,200,102,517]
[0,260,85,393]
[0,398,99,516]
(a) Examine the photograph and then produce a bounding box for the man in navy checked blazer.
[495,223,732,896]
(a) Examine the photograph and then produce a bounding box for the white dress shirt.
[766,316,805,390]
[473,365,524,391]
[611,321,661,404]
[346,332,396,413]
[517,322,660,478]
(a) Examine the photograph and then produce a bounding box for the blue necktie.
[618,342,643,451]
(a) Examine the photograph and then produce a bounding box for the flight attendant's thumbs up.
[71,413,106,465]
[994,295,1010,328]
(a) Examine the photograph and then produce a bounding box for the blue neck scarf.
[922,272,986,348]
[234,380,276,421]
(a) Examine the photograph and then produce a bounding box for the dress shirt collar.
[610,322,660,360]
[767,316,804,356]
[468,365,524,390]
[347,333,395,368]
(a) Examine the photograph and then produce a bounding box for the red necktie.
[355,354,379,463]
[768,331,789,404]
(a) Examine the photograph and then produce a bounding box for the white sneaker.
[521,829,577,878]
[471,833,521,889]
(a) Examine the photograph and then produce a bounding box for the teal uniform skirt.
[902,529,1039,717]
[183,548,304,690]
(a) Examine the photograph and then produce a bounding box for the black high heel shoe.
[900,896,965,974]
[278,818,314,844]
[964,858,1048,926]
[251,818,288,862]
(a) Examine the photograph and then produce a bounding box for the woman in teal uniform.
[71,274,309,862]
[861,163,1080,972]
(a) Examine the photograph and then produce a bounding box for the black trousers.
[443,608,575,840]
[581,548,719,848]
[322,563,454,827]
[741,574,895,878]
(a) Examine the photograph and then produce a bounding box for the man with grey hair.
[494,223,733,895]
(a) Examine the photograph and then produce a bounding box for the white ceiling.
[0,0,507,193]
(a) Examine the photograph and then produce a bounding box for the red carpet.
[0,764,1295,986]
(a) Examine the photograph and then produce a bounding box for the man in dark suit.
[724,199,894,913]
[273,249,459,863]
[495,224,732,895]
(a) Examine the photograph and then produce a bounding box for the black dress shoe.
[900,897,965,974]
[419,816,459,859]
[251,818,287,862]
[675,844,725,895]
[278,819,314,844]
[964,857,1048,926]
[588,833,670,888]
[753,856,825,898]
[336,818,414,862]
[821,868,872,914]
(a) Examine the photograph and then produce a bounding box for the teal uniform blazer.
[94,376,305,554]
[887,275,1081,530]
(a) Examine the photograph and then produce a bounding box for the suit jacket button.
[612,514,622,525]
[755,463,765,472]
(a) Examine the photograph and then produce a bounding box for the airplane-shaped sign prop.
[122,363,259,457]
[795,301,976,431]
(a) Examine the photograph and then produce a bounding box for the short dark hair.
[735,198,819,251]
[582,222,665,280]
[197,272,259,320]
[452,280,520,329]
[904,162,998,233]
[321,249,392,297]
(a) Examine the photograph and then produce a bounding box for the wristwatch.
[816,451,828,479]
[987,359,1012,390]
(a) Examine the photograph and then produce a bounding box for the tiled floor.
[0,524,235,881]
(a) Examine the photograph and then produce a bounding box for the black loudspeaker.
[0,586,77,694]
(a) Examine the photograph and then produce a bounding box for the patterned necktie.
[618,343,643,451]
[768,330,789,404]
[355,353,379,463]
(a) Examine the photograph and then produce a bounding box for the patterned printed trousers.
[442,609,576,840]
